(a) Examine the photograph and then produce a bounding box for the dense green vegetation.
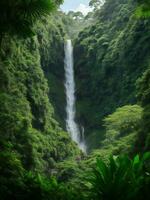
[1,150,149,200]
[0,1,81,197]
[74,0,150,151]
[0,0,150,199]
[135,68,150,152]
[0,27,80,171]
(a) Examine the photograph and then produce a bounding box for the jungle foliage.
[1,149,149,200]
[0,0,80,185]
[89,153,150,200]
[74,0,150,151]
[0,0,150,199]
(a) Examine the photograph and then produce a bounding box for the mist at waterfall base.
[64,39,86,152]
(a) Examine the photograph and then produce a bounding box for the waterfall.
[64,39,86,152]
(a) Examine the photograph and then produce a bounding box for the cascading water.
[64,39,86,152]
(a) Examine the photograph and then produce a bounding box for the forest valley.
[0,0,150,199]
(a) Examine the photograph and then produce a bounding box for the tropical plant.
[0,0,63,39]
[89,152,150,200]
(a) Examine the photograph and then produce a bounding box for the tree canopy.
[104,105,143,141]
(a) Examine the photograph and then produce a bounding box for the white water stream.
[64,39,86,152]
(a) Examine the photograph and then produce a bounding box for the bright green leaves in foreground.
[0,0,62,38]
[90,153,150,200]
[1,150,149,200]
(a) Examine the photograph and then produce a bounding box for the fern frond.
[19,0,56,22]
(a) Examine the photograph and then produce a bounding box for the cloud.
[75,4,93,15]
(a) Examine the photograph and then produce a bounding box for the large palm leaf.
[0,0,63,38]
[89,153,150,200]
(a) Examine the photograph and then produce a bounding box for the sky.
[61,0,92,15]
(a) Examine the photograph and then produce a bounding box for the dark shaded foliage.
[0,0,63,39]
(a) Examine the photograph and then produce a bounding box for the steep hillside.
[38,13,66,128]
[0,14,80,175]
[74,0,150,151]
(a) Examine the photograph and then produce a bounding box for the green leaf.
[133,154,140,166]
[96,158,109,182]
[142,152,150,161]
